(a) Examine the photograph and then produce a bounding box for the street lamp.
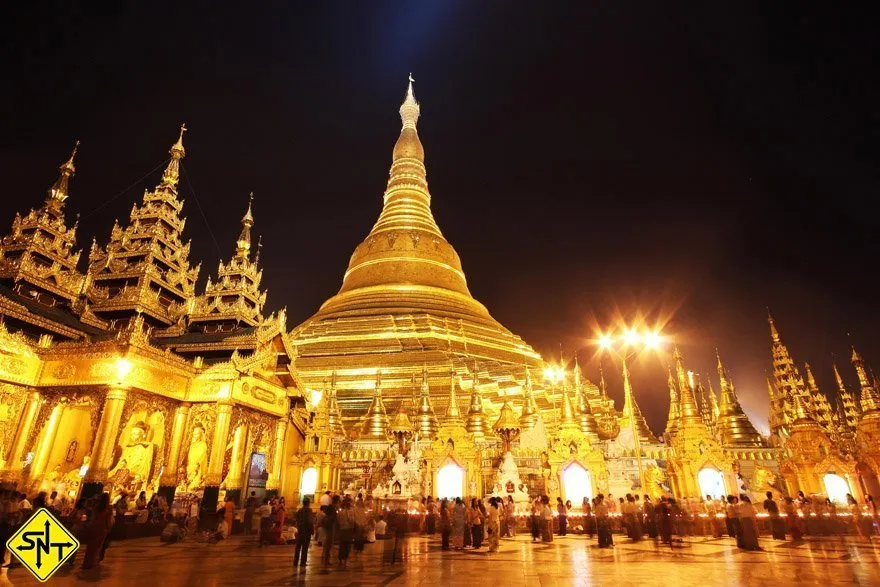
[594,327,667,492]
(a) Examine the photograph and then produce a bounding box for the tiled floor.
[2,533,878,586]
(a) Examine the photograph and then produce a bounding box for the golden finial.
[48,140,80,204]
[767,308,780,342]
[399,74,420,130]
[236,193,254,259]
[171,123,187,157]
[445,365,463,421]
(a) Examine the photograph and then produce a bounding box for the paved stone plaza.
[1,534,878,586]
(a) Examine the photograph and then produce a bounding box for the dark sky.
[2,2,878,434]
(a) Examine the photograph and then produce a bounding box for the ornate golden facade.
[2,79,880,510]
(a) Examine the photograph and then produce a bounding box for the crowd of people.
[1,486,877,578]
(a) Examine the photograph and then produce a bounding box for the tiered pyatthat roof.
[803,362,839,434]
[189,195,267,331]
[851,347,880,413]
[361,371,390,440]
[767,312,810,435]
[0,142,85,305]
[715,351,765,447]
[519,367,539,431]
[572,361,599,438]
[834,363,861,433]
[87,126,200,328]
[413,366,439,439]
[664,367,680,438]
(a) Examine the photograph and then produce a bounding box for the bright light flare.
[622,329,641,346]
[115,358,132,381]
[643,331,663,349]
[598,334,614,349]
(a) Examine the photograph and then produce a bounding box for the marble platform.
[2,532,877,586]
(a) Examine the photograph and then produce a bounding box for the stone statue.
[110,422,155,491]
[184,425,208,491]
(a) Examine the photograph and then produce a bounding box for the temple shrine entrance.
[437,463,464,499]
[300,467,318,498]
[822,473,850,503]
[562,462,592,507]
[697,467,725,499]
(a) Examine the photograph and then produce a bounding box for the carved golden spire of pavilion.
[465,367,488,438]
[766,311,809,431]
[851,347,880,413]
[833,362,860,432]
[715,350,764,447]
[47,140,79,208]
[707,377,720,424]
[361,370,390,440]
[519,366,539,431]
[673,345,703,426]
[664,366,680,438]
[191,194,266,329]
[573,359,599,437]
[766,375,785,436]
[803,362,837,432]
[160,123,187,189]
[0,141,85,304]
[414,365,439,439]
[87,126,199,327]
[445,365,464,422]
[389,398,415,437]
[557,375,580,432]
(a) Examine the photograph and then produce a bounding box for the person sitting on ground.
[160,514,185,543]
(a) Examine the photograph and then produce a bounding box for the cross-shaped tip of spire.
[408,72,414,83]
[179,123,188,136]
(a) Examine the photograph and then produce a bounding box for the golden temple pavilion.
[1,79,879,512]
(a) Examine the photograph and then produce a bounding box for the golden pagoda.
[620,360,657,443]
[519,367,539,430]
[414,366,439,439]
[714,350,764,447]
[290,78,542,431]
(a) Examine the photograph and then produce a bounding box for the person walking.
[337,498,355,568]
[736,495,761,550]
[451,498,466,549]
[439,499,451,550]
[504,496,516,537]
[764,492,785,540]
[321,495,339,566]
[244,491,257,535]
[470,498,484,549]
[487,498,501,552]
[595,494,613,548]
[293,498,314,568]
[556,497,567,536]
[79,493,113,578]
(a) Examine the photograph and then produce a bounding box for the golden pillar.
[3,390,42,479]
[225,423,248,490]
[30,400,66,480]
[267,417,287,491]
[160,403,191,488]
[206,402,232,487]
[85,385,129,483]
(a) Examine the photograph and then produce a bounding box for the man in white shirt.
[375,518,388,539]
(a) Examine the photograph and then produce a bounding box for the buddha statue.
[110,459,132,494]
[184,425,208,491]
[110,422,155,491]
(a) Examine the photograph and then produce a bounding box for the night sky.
[2,2,878,434]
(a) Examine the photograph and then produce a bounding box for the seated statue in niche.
[110,422,155,492]
[183,425,208,492]
[111,459,132,494]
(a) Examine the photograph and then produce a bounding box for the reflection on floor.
[2,532,878,586]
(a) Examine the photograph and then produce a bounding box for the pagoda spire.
[621,359,656,442]
[190,195,267,329]
[833,363,861,432]
[803,362,837,432]
[361,370,390,440]
[766,312,809,430]
[86,126,199,328]
[851,347,880,413]
[0,142,85,306]
[520,366,539,430]
[326,371,346,438]
[160,123,187,190]
[236,193,254,260]
[47,140,79,209]
[465,367,488,438]
[673,346,703,425]
[414,365,439,439]
[445,365,463,422]
[558,377,579,431]
[664,366,680,438]
[573,360,599,437]
[714,350,764,446]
